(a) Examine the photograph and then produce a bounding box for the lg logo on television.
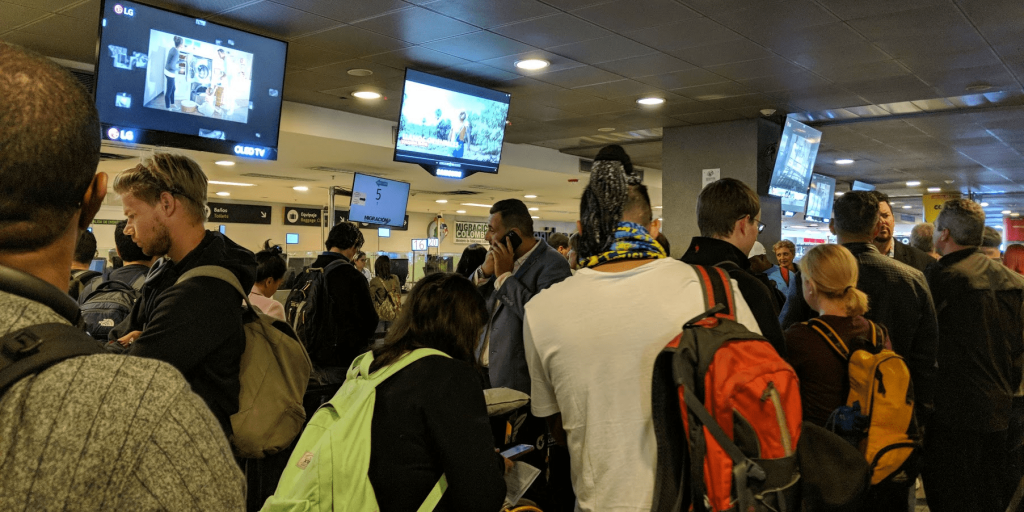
[113,4,135,16]
[107,127,135,142]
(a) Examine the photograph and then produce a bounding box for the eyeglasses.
[755,219,766,234]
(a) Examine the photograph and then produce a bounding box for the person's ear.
[648,218,661,240]
[77,172,108,230]
[158,190,176,217]
[804,278,815,296]
[829,218,836,235]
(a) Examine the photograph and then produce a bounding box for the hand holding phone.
[500,443,535,461]
[502,230,523,251]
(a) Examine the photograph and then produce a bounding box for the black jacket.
[780,242,938,416]
[682,237,787,357]
[926,248,1024,432]
[311,251,379,369]
[124,231,256,435]
[893,241,936,274]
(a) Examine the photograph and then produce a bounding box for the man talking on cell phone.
[472,198,571,507]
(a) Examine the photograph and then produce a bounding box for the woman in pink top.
[248,240,287,321]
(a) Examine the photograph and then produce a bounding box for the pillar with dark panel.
[661,117,784,262]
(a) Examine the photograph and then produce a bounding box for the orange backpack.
[806,318,920,486]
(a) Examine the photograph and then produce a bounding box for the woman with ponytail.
[249,239,287,320]
[783,243,892,426]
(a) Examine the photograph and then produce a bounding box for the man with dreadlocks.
[523,161,762,511]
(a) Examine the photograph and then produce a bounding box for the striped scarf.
[579,222,666,269]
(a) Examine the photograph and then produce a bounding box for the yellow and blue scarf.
[579,222,666,269]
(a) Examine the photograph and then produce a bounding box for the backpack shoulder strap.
[688,264,736,321]
[865,319,887,351]
[81,280,136,303]
[130,273,146,290]
[806,317,851,359]
[322,258,351,274]
[174,265,253,313]
[0,323,103,394]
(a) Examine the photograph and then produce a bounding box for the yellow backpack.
[806,318,920,486]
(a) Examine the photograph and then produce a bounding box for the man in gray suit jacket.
[472,199,573,395]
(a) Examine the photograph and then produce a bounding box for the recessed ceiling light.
[208,180,255,187]
[1003,210,1012,214]
[216,191,230,197]
[293,186,309,192]
[981,202,990,207]
[1014,213,1021,217]
[597,127,615,132]
[214,161,235,166]
[347,68,373,76]
[514,59,550,70]
[461,203,493,208]
[906,181,921,187]
[352,90,381,99]
[456,210,466,214]
[524,194,537,199]
[927,187,941,192]
[435,199,448,203]
[531,216,540,219]
[637,97,665,106]
[965,82,993,92]
[902,205,912,209]
[654,205,663,208]
[835,159,854,165]
[835,191,845,196]
[528,207,539,211]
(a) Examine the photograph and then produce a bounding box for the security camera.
[760,109,776,116]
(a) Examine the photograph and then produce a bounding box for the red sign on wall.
[802,238,826,244]
[1005,217,1024,242]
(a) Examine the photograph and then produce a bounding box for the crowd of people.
[2,41,1024,512]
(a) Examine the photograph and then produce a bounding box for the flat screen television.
[804,173,836,223]
[851,180,876,191]
[768,118,822,213]
[94,0,287,160]
[348,173,410,228]
[394,69,511,179]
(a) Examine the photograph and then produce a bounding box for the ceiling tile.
[270,0,412,24]
[915,65,1022,97]
[3,0,89,12]
[2,25,97,63]
[136,0,258,18]
[516,88,600,108]
[492,13,613,48]
[284,70,355,92]
[209,2,342,39]
[534,65,622,88]
[353,6,478,44]
[705,57,806,81]
[557,98,636,115]
[846,5,977,42]
[307,58,406,80]
[572,0,701,32]
[362,46,472,71]
[0,3,50,33]
[815,0,948,21]
[635,68,729,89]
[509,102,582,121]
[673,109,744,124]
[440,62,521,82]
[897,49,1004,74]
[737,71,832,93]
[694,93,776,110]
[673,81,754,100]
[61,0,101,23]
[421,31,536,61]
[625,18,741,52]
[669,39,773,67]
[538,0,616,10]
[594,53,694,78]
[815,60,910,83]
[784,43,892,70]
[420,0,558,29]
[844,75,940,105]
[573,79,666,99]
[479,50,587,76]
[286,43,351,69]
[501,76,567,97]
[676,0,751,16]
[712,0,838,39]
[548,35,656,65]
[758,22,866,56]
[293,25,411,56]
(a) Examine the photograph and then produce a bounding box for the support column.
[662,118,782,260]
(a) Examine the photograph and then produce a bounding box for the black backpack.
[285,259,349,368]
[0,324,103,394]
[78,274,146,342]
[68,269,102,301]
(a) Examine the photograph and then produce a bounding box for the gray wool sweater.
[0,288,246,511]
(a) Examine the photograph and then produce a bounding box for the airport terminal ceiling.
[3,0,1024,224]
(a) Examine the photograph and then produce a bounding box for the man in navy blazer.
[472,199,572,395]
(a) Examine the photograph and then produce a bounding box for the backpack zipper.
[761,381,793,456]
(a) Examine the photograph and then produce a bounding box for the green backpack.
[261,348,450,512]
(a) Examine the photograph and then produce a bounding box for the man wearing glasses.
[680,178,788,357]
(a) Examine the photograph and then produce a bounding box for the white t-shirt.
[523,258,762,512]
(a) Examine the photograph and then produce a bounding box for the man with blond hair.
[112,153,256,437]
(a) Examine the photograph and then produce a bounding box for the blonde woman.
[783,243,892,427]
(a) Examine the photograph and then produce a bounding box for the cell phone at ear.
[502,231,523,251]
[500,444,535,460]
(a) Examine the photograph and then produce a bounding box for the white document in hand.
[503,461,541,509]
